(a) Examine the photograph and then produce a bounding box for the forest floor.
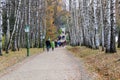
[67,46,120,80]
[0,47,98,80]
[0,48,43,76]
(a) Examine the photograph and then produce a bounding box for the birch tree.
[100,0,105,51]
[6,0,22,53]
[117,0,120,48]
[110,0,116,53]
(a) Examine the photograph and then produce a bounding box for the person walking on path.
[55,40,58,48]
[45,39,51,52]
[51,41,55,51]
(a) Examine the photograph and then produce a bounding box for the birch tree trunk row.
[0,0,118,55]
[0,0,47,55]
[68,0,117,53]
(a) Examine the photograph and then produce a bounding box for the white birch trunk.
[105,0,111,53]
[110,0,116,52]
[5,0,10,51]
[93,0,99,49]
[100,0,105,51]
[6,0,21,53]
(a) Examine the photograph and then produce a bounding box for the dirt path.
[0,47,96,80]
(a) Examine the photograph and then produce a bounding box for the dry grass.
[67,46,120,80]
[0,48,43,73]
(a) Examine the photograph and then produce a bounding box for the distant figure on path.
[51,41,55,51]
[45,39,51,52]
[55,40,58,48]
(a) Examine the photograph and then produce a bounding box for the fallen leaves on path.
[67,46,120,80]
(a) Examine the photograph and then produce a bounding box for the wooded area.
[68,0,118,53]
[0,0,67,55]
[0,0,120,56]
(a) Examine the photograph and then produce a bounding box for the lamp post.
[42,35,45,51]
[0,31,2,56]
[24,25,30,56]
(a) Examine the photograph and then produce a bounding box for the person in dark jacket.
[45,39,51,52]
[55,40,58,48]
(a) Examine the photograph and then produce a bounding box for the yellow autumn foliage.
[46,0,63,40]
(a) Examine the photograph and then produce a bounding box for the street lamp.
[0,31,2,56]
[24,25,30,56]
[42,35,45,51]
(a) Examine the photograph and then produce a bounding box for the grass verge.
[0,48,43,73]
[67,46,120,80]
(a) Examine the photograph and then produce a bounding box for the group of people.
[57,35,66,47]
[45,32,66,52]
[45,39,55,52]
[45,38,66,52]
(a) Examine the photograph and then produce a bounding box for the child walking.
[51,41,55,51]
